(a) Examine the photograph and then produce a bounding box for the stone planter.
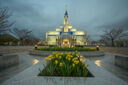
[29,50,105,57]
[115,54,128,69]
[1,59,127,85]
[0,54,19,71]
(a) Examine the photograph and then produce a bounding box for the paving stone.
[1,56,127,85]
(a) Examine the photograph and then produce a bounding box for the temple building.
[46,6,87,47]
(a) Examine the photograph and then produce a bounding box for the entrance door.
[62,39,70,47]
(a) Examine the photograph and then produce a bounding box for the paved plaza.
[0,46,128,85]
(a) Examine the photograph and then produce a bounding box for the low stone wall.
[29,50,52,56]
[100,47,128,55]
[0,54,19,71]
[29,50,105,57]
[115,54,128,69]
[80,51,105,57]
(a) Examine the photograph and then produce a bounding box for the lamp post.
[35,44,38,50]
[96,45,99,51]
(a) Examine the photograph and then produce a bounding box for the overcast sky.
[0,0,128,40]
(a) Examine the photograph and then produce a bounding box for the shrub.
[39,51,88,77]
[36,47,97,51]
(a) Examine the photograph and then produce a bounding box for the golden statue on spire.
[65,4,68,11]
[64,4,69,25]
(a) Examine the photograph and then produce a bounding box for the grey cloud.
[0,0,128,40]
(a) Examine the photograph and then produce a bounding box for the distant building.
[0,34,19,45]
[46,6,87,47]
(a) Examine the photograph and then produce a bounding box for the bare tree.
[12,28,32,45]
[25,33,40,45]
[0,8,14,34]
[12,28,40,45]
[100,27,128,47]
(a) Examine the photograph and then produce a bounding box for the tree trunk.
[111,38,115,47]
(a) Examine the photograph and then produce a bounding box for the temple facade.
[46,7,87,47]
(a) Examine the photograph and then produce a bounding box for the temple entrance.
[62,39,70,47]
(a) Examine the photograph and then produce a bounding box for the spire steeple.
[64,5,69,25]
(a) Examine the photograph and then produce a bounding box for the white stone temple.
[46,6,87,47]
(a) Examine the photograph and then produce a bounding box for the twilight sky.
[0,0,128,40]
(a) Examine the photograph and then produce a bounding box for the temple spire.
[64,5,69,25]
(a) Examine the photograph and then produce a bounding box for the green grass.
[36,47,97,51]
[39,63,88,77]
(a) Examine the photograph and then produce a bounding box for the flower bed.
[39,51,89,77]
[36,47,97,51]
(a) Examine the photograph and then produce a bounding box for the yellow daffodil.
[61,52,63,55]
[44,57,49,62]
[72,58,74,61]
[74,60,79,64]
[59,62,63,67]
[72,58,78,62]
[55,60,58,64]
[59,56,62,59]
[66,55,70,59]
[67,55,71,57]
[56,54,59,58]
[68,57,71,61]
[76,54,79,57]
[70,55,73,58]
[48,55,53,58]
[74,57,78,60]
[72,63,75,67]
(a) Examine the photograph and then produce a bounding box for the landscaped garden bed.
[39,51,91,77]
[36,47,97,51]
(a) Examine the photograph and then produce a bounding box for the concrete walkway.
[86,53,128,83]
[1,54,128,85]
[0,51,128,85]
[0,52,35,84]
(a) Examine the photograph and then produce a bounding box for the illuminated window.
[64,26,68,32]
